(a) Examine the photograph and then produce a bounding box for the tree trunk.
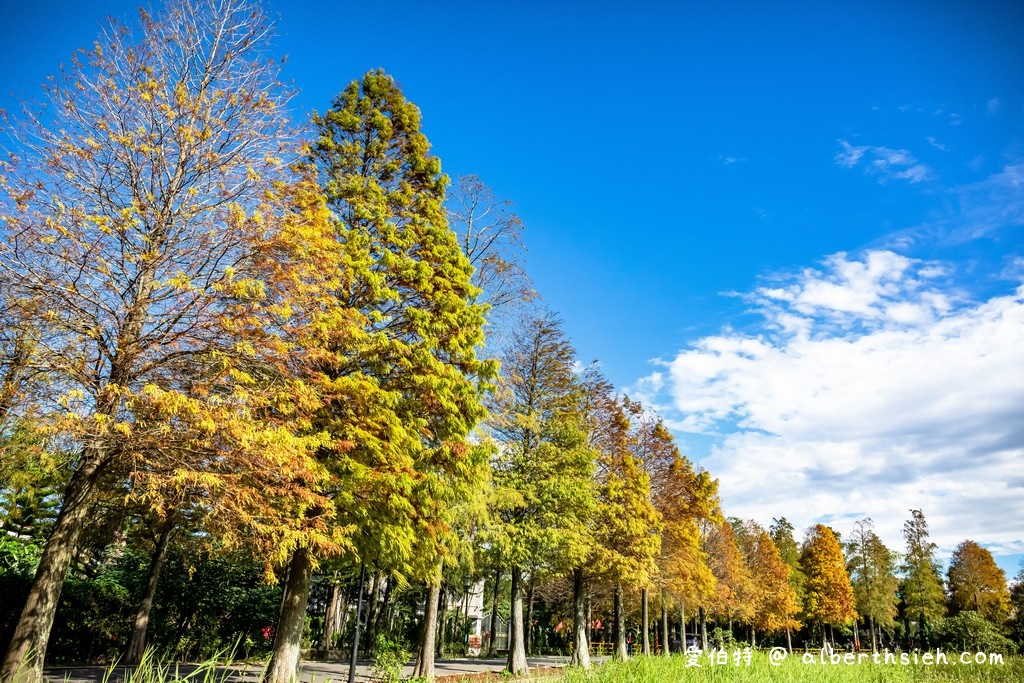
[568,568,590,669]
[786,625,792,653]
[613,582,627,660]
[640,588,650,656]
[586,593,593,647]
[680,602,686,651]
[869,615,877,653]
[505,567,528,675]
[488,566,500,656]
[698,606,708,650]
[412,582,440,680]
[660,591,669,658]
[377,577,394,645]
[462,583,471,651]
[436,585,448,657]
[265,548,314,683]
[525,574,535,655]
[1,447,107,683]
[751,626,757,648]
[321,576,342,651]
[365,571,381,651]
[124,517,175,664]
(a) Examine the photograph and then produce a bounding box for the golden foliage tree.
[630,407,717,656]
[800,524,857,643]
[736,523,800,643]
[0,2,343,680]
[947,540,1011,625]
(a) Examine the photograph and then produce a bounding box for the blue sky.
[2,1,1023,578]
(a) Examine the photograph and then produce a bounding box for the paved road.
[45,655,581,683]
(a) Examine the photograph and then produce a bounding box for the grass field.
[560,650,1024,683]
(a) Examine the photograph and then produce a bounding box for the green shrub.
[936,611,1017,654]
[370,633,410,683]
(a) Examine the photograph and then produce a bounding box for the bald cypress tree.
[485,308,596,676]
[947,540,1010,625]
[265,70,491,683]
[900,509,946,647]
[846,518,899,651]
[800,524,857,646]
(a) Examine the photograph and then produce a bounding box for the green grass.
[560,650,1024,683]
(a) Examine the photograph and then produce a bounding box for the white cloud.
[639,250,1024,561]
[835,139,934,184]
[927,136,947,151]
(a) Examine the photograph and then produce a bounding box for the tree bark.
[377,577,394,644]
[698,606,708,650]
[412,582,440,680]
[265,548,314,683]
[436,585,448,657]
[321,575,342,651]
[568,568,590,669]
[488,566,500,656]
[586,593,593,647]
[641,588,650,656]
[869,615,877,653]
[124,516,175,664]
[505,567,528,675]
[660,591,669,657]
[1,447,107,683]
[525,574,535,655]
[613,582,627,660]
[680,602,686,651]
[365,571,381,651]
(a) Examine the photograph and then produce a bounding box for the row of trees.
[0,2,1021,683]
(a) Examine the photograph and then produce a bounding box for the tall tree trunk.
[488,566,500,656]
[586,593,593,647]
[377,577,394,645]
[869,615,877,653]
[436,585,448,657]
[698,607,708,650]
[365,571,381,652]
[525,574,535,655]
[786,625,793,653]
[641,588,650,656]
[853,620,860,652]
[568,568,590,669]
[613,582,627,660]
[461,583,471,652]
[660,591,669,658]
[505,567,527,675]
[124,517,175,664]
[680,602,686,651]
[265,548,314,683]
[412,582,440,680]
[321,575,342,651]
[751,626,757,648]
[1,447,107,683]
